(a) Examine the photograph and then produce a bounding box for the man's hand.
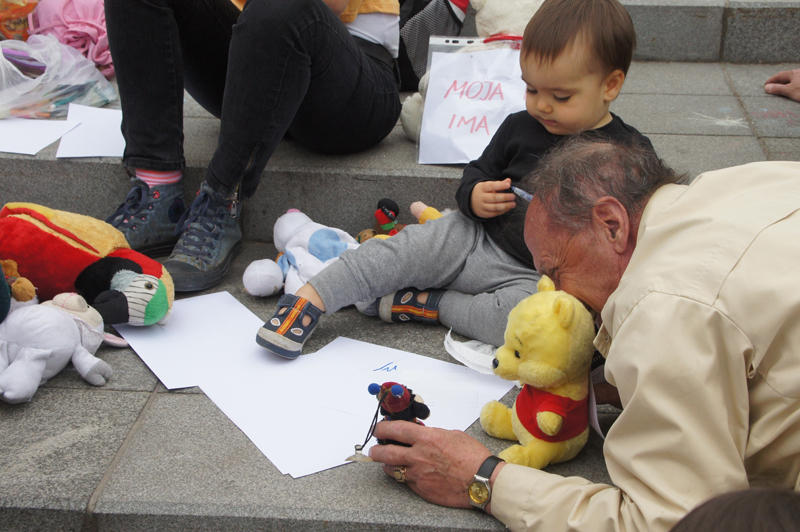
[470,178,517,219]
[764,69,800,102]
[369,421,493,509]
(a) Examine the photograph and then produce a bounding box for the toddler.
[257,0,655,359]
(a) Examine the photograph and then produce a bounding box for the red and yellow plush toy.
[480,276,595,469]
[0,203,173,326]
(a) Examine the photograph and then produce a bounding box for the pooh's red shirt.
[515,384,588,443]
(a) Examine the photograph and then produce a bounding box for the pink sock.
[136,169,182,187]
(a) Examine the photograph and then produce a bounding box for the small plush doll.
[0,203,173,326]
[2,259,36,304]
[480,276,595,469]
[372,199,405,237]
[0,292,126,403]
[242,210,359,297]
[369,381,430,445]
[356,200,444,244]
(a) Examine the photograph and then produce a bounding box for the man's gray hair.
[523,135,687,232]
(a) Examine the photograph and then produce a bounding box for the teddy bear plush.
[0,292,125,403]
[400,0,544,143]
[2,259,36,304]
[0,203,173,326]
[479,275,595,469]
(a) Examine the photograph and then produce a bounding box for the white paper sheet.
[200,337,514,477]
[56,103,125,158]
[114,291,266,389]
[0,117,80,155]
[115,293,515,478]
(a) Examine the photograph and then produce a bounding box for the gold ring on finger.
[393,465,407,483]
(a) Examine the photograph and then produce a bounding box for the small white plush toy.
[0,292,124,404]
[243,210,360,297]
[400,0,544,143]
[242,259,285,297]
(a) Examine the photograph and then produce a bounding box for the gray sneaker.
[164,181,243,292]
[106,177,186,257]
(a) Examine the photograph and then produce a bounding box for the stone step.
[462,0,800,63]
[3,61,799,245]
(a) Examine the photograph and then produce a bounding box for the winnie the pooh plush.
[480,275,595,468]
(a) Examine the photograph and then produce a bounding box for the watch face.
[469,481,489,504]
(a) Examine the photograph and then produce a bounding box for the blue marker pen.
[511,186,533,202]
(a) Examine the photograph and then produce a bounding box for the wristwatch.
[468,455,505,512]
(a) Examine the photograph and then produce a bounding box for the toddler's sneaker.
[106,177,186,256]
[256,294,323,359]
[378,288,444,325]
[163,181,242,292]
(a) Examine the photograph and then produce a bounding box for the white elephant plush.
[0,293,125,404]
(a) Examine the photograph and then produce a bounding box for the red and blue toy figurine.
[369,381,430,445]
[346,380,431,461]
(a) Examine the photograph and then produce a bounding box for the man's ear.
[591,197,630,253]
[603,69,625,102]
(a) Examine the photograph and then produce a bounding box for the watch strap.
[477,455,504,480]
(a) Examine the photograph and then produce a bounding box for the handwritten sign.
[419,47,526,164]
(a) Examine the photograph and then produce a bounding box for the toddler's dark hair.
[521,0,636,76]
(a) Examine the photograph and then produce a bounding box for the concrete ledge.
[625,0,800,62]
[464,1,800,63]
[626,0,725,62]
[723,3,800,62]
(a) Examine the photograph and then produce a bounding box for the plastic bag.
[417,36,526,164]
[0,33,116,119]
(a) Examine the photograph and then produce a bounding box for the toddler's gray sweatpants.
[309,212,540,347]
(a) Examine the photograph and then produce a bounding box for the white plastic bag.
[0,34,116,119]
[418,40,526,164]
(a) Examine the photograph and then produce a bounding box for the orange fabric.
[339,0,398,23]
[228,0,398,21]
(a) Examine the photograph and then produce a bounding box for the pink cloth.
[28,0,114,78]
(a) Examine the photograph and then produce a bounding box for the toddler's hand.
[470,178,516,219]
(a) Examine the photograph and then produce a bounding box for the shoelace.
[106,184,147,227]
[173,190,228,259]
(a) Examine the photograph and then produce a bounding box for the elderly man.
[368,136,800,532]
